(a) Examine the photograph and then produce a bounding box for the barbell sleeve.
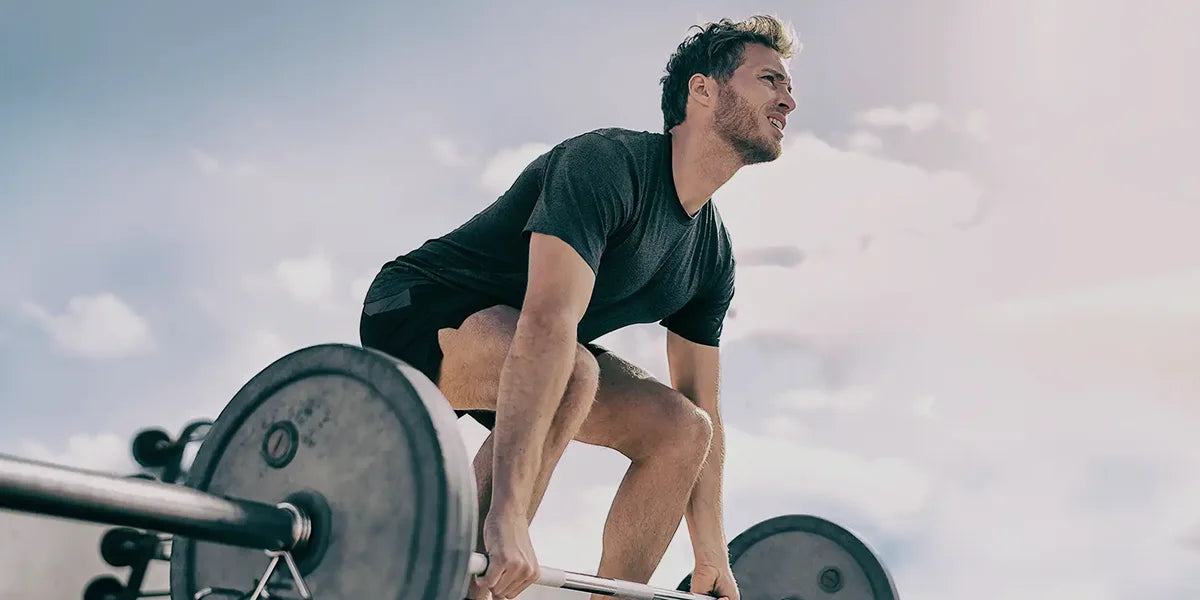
[467,551,717,600]
[0,453,302,552]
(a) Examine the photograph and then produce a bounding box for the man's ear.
[688,73,717,109]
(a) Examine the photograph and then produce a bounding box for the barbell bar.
[0,452,711,600]
[0,343,900,600]
[0,453,300,552]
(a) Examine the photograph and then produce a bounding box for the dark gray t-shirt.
[372,127,736,347]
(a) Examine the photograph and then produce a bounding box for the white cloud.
[865,107,986,141]
[190,149,220,174]
[274,251,335,303]
[431,136,470,167]
[480,143,553,196]
[726,424,934,524]
[769,384,875,414]
[978,267,1200,319]
[856,102,942,132]
[189,148,258,177]
[958,108,989,141]
[845,130,883,153]
[140,327,296,428]
[198,329,294,414]
[18,432,133,473]
[21,293,155,359]
[238,329,293,375]
[688,274,1200,598]
[958,269,1200,395]
[718,131,982,259]
[736,245,805,268]
[242,249,336,306]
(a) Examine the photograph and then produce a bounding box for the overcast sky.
[2,1,1199,599]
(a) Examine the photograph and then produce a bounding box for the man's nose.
[778,90,796,114]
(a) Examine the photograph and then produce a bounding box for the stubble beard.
[713,83,782,165]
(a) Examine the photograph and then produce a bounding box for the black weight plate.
[83,575,126,600]
[131,428,173,467]
[169,343,477,600]
[679,514,898,599]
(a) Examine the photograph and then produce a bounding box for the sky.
[2,1,1199,599]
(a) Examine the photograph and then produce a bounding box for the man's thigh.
[435,306,683,447]
[435,305,607,428]
[574,351,698,460]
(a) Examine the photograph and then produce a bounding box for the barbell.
[0,343,900,600]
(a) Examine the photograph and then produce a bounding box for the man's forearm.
[489,313,578,519]
[685,416,727,563]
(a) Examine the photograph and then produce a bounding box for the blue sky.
[3,2,1200,599]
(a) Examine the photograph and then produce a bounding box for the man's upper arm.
[521,133,637,320]
[667,330,722,411]
[661,255,735,348]
[664,255,734,409]
[523,232,595,324]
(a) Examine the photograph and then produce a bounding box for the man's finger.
[492,570,521,600]
[482,564,504,590]
[490,577,510,600]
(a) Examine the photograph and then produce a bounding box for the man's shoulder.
[556,127,666,160]
[580,126,664,144]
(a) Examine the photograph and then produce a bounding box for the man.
[360,15,797,600]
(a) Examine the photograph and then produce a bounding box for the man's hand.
[688,561,739,600]
[479,510,540,600]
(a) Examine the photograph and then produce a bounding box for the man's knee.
[630,390,713,461]
[570,345,601,394]
[539,341,601,423]
[672,397,714,449]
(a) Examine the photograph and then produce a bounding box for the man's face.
[712,43,796,164]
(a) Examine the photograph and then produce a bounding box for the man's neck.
[670,124,743,217]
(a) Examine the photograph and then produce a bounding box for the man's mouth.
[767,116,785,133]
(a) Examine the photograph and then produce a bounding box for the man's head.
[660,15,799,164]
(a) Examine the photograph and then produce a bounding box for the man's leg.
[572,352,715,599]
[436,305,600,599]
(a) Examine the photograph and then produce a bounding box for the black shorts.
[358,272,607,430]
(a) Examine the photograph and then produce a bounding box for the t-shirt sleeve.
[522,134,636,274]
[660,257,736,347]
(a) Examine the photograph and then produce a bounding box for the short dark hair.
[659,15,799,132]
